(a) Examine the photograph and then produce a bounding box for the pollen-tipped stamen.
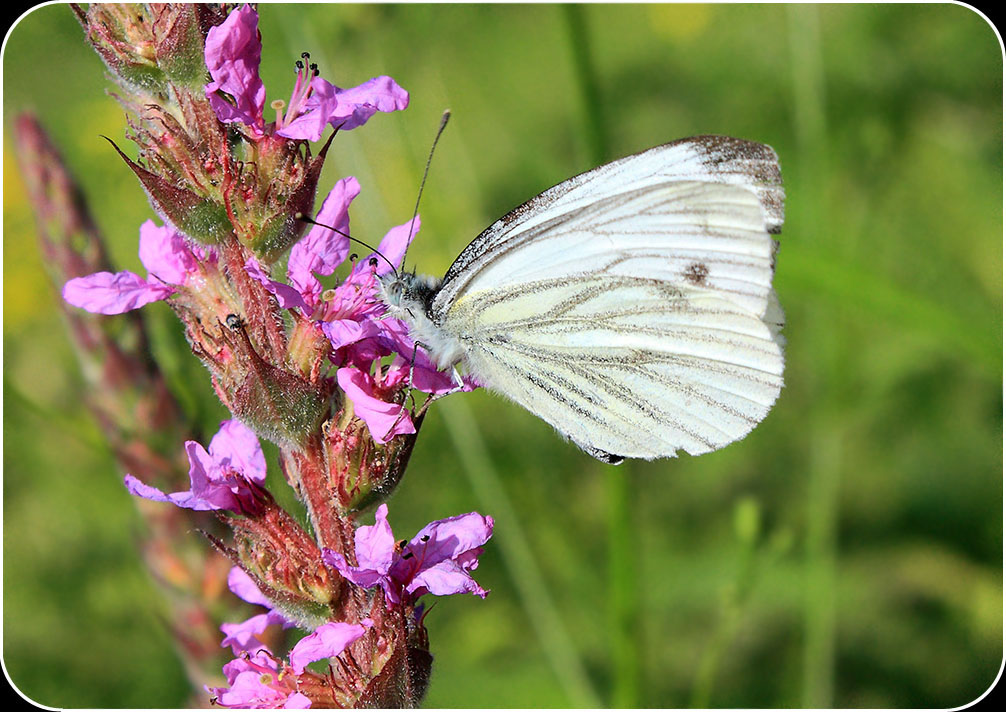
[276,53,318,131]
[271,99,286,125]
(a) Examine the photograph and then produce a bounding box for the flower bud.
[104,137,232,245]
[211,500,339,631]
[75,4,224,90]
[327,409,424,513]
[75,4,167,92]
[150,4,214,87]
[231,133,336,264]
[232,361,331,451]
[355,607,432,707]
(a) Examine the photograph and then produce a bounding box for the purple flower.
[287,619,373,674]
[244,178,463,442]
[62,220,209,314]
[220,567,295,655]
[208,617,369,708]
[323,504,494,607]
[208,651,312,709]
[205,5,409,142]
[124,419,267,514]
[336,366,416,444]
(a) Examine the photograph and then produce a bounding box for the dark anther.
[349,253,359,262]
[313,68,320,77]
[401,552,414,560]
[398,539,408,548]
[368,257,379,268]
[295,60,304,70]
[310,62,318,72]
[301,51,311,58]
[421,535,430,542]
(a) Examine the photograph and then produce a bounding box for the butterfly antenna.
[295,214,399,276]
[402,110,451,267]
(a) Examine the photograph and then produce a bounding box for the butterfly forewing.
[434,135,783,315]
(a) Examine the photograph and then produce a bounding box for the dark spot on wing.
[574,440,626,465]
[684,262,709,286]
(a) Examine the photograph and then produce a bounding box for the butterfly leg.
[414,367,466,418]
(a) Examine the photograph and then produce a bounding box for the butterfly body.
[380,135,785,464]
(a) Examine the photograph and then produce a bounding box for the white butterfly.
[379,135,785,464]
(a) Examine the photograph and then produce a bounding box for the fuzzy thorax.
[377,272,466,371]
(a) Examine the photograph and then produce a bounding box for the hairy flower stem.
[285,435,356,555]
[219,237,288,364]
[13,113,240,694]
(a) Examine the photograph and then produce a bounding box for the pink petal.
[355,504,397,572]
[323,549,389,593]
[204,4,266,132]
[338,76,410,113]
[321,505,397,600]
[123,472,214,511]
[227,566,271,608]
[182,438,261,514]
[288,620,372,674]
[123,474,173,505]
[214,670,286,708]
[184,440,216,498]
[245,258,310,312]
[137,219,197,285]
[409,511,495,565]
[406,559,490,600]
[350,216,420,281]
[62,271,173,314]
[336,368,415,444]
[276,77,339,141]
[284,693,313,708]
[288,177,361,298]
[330,75,410,131]
[220,650,277,684]
[209,420,267,483]
[320,318,382,351]
[220,612,276,655]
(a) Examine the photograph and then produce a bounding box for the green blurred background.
[3,3,1001,708]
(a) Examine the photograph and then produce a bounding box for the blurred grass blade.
[564,5,641,705]
[563,3,609,163]
[787,5,838,708]
[782,245,1002,374]
[438,397,602,708]
[802,427,842,708]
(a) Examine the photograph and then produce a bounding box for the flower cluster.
[204,4,408,142]
[62,4,494,707]
[124,419,267,515]
[324,504,494,608]
[63,220,214,315]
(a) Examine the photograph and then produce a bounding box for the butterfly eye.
[225,314,244,330]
